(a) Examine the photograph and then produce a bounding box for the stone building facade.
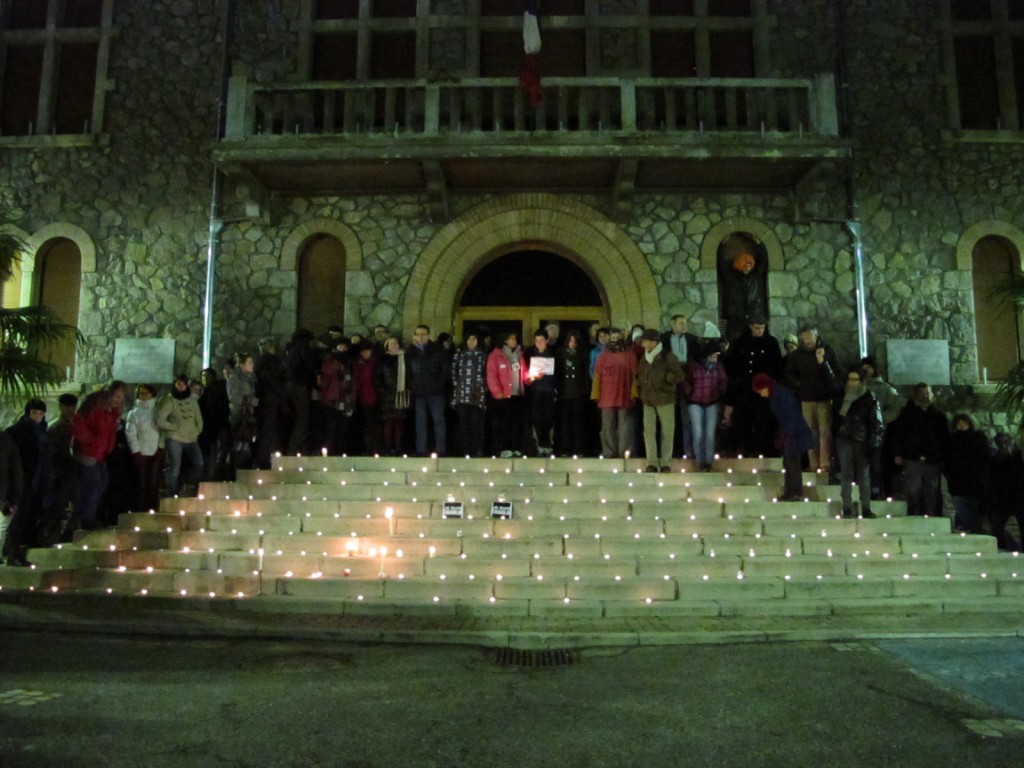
[1,0,1023,422]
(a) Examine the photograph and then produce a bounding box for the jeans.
[62,460,109,541]
[836,438,871,513]
[688,402,720,467]
[414,394,447,456]
[164,439,204,496]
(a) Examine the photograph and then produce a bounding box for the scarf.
[644,342,663,364]
[393,350,406,393]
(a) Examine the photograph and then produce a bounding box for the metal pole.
[846,221,869,358]
[202,0,237,370]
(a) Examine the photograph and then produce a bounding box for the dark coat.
[784,341,841,402]
[7,416,53,506]
[660,331,700,365]
[833,390,884,449]
[943,429,990,499]
[767,384,816,458]
[726,328,784,385]
[556,343,589,401]
[406,341,450,397]
[890,400,948,465]
[0,430,24,510]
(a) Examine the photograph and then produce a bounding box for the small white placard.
[886,339,951,386]
[442,501,464,519]
[528,357,555,379]
[491,501,513,519]
[113,338,176,383]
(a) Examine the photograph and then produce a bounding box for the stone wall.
[0,0,1022,417]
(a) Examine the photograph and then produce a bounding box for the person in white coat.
[125,384,162,510]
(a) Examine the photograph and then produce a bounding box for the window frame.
[0,0,114,143]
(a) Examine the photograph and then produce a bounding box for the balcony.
[216,73,848,218]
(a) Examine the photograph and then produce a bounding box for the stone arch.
[2,223,94,308]
[26,222,96,272]
[281,217,362,272]
[700,218,784,271]
[402,194,660,338]
[957,220,1024,271]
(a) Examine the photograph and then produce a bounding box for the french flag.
[520,1,543,107]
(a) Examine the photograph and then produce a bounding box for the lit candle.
[379,545,388,577]
[385,506,395,536]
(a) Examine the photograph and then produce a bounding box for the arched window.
[972,234,1022,380]
[716,232,768,341]
[37,237,82,376]
[297,235,347,335]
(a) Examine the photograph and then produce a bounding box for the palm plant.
[0,228,83,401]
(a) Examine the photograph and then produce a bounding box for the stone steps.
[2,455,1022,625]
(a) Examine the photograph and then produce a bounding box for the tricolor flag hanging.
[519,1,543,108]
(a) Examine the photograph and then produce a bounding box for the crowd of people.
[0,314,1022,567]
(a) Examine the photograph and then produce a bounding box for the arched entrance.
[455,248,607,346]
[401,194,660,340]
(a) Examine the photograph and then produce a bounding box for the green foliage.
[0,228,84,402]
[994,361,1024,431]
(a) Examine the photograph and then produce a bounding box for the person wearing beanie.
[156,373,204,496]
[752,374,815,501]
[783,334,798,356]
[3,399,50,565]
[636,328,683,472]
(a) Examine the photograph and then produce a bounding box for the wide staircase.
[3,455,1023,627]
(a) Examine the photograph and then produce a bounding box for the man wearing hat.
[637,328,684,472]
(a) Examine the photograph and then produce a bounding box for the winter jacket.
[125,399,161,456]
[725,329,783,385]
[227,369,258,419]
[407,341,450,398]
[683,358,728,406]
[833,390,884,449]
[785,341,841,402]
[556,345,589,401]
[767,384,816,458]
[890,400,948,465]
[0,430,23,509]
[156,392,204,444]
[944,429,990,499]
[71,395,121,462]
[7,416,52,505]
[451,348,487,409]
[317,354,347,409]
[486,346,528,399]
[637,347,684,407]
[525,346,557,395]
[352,356,379,408]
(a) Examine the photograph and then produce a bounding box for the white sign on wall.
[113,338,176,383]
[885,339,951,386]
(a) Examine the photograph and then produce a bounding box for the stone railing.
[224,73,838,140]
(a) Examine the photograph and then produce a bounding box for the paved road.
[1,631,1022,768]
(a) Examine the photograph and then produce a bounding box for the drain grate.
[491,648,580,668]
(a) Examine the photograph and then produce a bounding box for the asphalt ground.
[2,630,1023,768]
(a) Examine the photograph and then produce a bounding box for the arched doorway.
[971,234,1022,380]
[37,237,81,377]
[297,235,346,334]
[716,231,769,341]
[402,194,661,339]
[455,248,608,346]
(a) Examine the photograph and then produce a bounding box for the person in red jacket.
[486,331,528,458]
[592,328,639,458]
[350,341,380,455]
[61,380,127,541]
